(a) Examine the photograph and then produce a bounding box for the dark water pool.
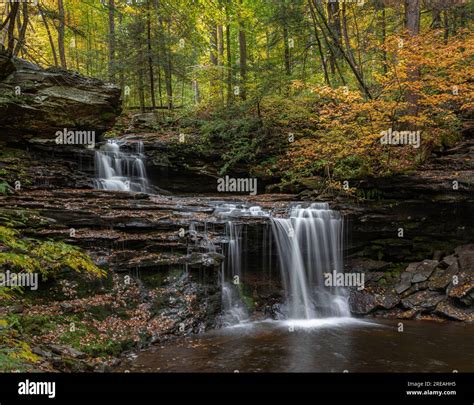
[119,318,474,372]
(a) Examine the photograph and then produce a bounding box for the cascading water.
[271,203,349,319]
[221,222,249,325]
[94,140,149,192]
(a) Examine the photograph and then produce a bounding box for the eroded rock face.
[349,245,474,321]
[0,50,121,141]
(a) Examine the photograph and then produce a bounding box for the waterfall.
[271,203,349,319]
[221,222,249,325]
[94,140,149,192]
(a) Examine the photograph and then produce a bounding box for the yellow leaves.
[0,227,105,293]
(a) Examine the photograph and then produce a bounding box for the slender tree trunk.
[118,12,125,94]
[162,18,173,109]
[313,1,370,97]
[108,0,116,82]
[39,5,58,66]
[138,67,145,113]
[341,4,357,73]
[209,22,218,98]
[238,0,247,100]
[218,23,224,101]
[283,25,291,76]
[226,23,232,105]
[443,9,449,44]
[210,24,218,65]
[147,0,156,107]
[327,0,342,71]
[308,0,330,86]
[57,0,67,69]
[381,4,387,74]
[13,3,28,57]
[405,0,420,115]
[6,2,19,53]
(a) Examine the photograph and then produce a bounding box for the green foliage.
[0,226,105,282]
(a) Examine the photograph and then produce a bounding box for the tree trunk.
[6,2,19,53]
[108,0,116,82]
[283,24,291,76]
[162,19,173,109]
[226,23,232,105]
[39,5,58,66]
[313,1,370,98]
[404,0,421,115]
[147,0,156,108]
[218,23,224,101]
[405,0,420,35]
[13,3,28,57]
[210,24,218,65]
[308,0,330,85]
[381,3,387,74]
[443,9,449,44]
[57,0,67,69]
[238,0,247,101]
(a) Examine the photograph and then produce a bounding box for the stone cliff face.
[0,50,121,142]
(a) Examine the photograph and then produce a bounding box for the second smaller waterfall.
[94,140,149,192]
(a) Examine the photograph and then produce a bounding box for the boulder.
[448,275,474,305]
[401,290,445,310]
[349,288,399,315]
[0,50,121,141]
[395,271,413,294]
[435,301,474,322]
[428,261,459,291]
[411,260,439,283]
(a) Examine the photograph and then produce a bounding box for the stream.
[119,319,474,372]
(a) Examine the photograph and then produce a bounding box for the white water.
[94,140,149,192]
[271,203,349,319]
[221,222,249,325]
[218,202,349,325]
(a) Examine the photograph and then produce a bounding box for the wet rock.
[435,301,474,321]
[428,261,459,291]
[32,347,53,359]
[400,281,430,298]
[395,272,413,294]
[48,344,87,359]
[401,290,445,310]
[411,260,439,283]
[395,260,439,294]
[448,275,474,305]
[349,288,399,315]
